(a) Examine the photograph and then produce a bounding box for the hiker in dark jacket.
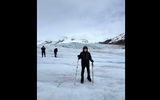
[54,48,58,57]
[41,46,46,57]
[78,46,94,83]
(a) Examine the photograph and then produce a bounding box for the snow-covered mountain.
[99,33,125,45]
[37,38,90,46]
[37,33,125,46]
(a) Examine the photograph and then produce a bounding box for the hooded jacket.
[54,48,58,53]
[41,46,46,52]
[78,46,94,66]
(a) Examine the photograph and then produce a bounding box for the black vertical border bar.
[35,0,37,100]
[2,0,37,99]
[32,0,37,100]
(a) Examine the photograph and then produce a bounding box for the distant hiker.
[78,46,94,83]
[41,46,46,57]
[54,48,58,57]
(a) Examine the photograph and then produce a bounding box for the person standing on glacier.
[41,46,46,57]
[54,48,58,57]
[77,46,94,83]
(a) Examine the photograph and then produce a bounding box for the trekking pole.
[92,62,94,84]
[74,59,79,85]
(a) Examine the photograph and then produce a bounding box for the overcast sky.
[37,0,125,42]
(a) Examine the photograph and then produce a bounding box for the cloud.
[38,0,125,41]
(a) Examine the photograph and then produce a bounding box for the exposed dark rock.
[71,38,75,41]
[109,40,125,45]
[44,41,52,44]
[99,34,125,45]
[55,39,64,45]
[99,39,112,44]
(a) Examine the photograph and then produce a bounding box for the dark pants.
[81,65,90,80]
[42,51,46,57]
[54,52,57,57]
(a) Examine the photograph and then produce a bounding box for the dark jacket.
[78,51,94,66]
[41,46,46,52]
[54,48,58,53]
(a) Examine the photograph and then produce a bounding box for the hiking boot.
[87,77,92,82]
[81,78,84,84]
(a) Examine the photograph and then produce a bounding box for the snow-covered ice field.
[37,43,125,100]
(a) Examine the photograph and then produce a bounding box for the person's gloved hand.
[77,55,80,59]
[91,60,94,63]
